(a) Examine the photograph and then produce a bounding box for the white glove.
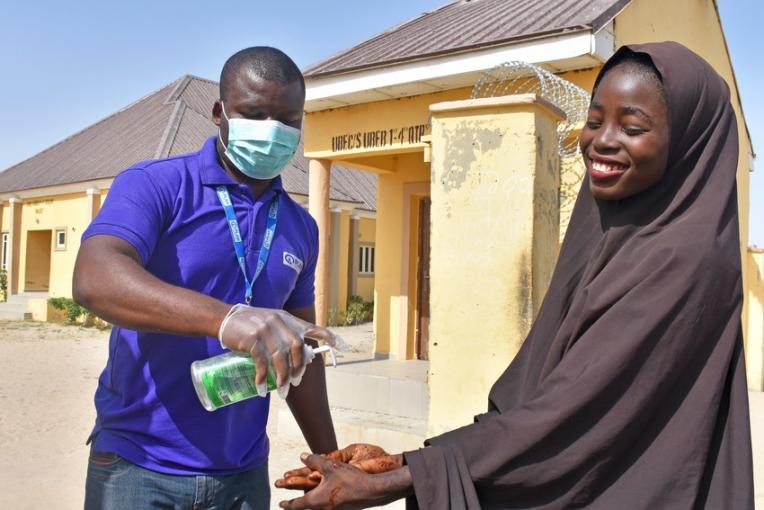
[218,304,345,398]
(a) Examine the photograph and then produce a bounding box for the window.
[1,232,8,271]
[55,228,67,251]
[359,245,375,275]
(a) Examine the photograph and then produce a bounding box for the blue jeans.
[84,450,270,510]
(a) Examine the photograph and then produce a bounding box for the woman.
[277,42,754,509]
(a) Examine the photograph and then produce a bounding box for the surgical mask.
[219,102,301,180]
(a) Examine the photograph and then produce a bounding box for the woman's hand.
[276,444,402,491]
[277,453,412,510]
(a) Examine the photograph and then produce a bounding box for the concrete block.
[389,377,429,420]
[326,369,391,415]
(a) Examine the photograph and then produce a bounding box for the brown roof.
[0,75,376,211]
[305,0,629,77]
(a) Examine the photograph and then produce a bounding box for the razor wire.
[471,61,592,238]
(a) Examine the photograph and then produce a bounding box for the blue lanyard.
[216,185,279,305]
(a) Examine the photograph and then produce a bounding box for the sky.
[0,0,762,244]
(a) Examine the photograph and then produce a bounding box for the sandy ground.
[0,320,761,509]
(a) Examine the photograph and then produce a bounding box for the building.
[0,75,377,322]
[297,0,763,434]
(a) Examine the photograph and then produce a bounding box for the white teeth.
[591,161,625,173]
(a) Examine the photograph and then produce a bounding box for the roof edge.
[0,177,115,200]
[590,0,632,31]
[0,77,184,175]
[303,0,455,76]
[304,26,594,80]
[154,101,186,159]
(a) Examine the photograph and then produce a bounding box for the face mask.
[219,102,301,180]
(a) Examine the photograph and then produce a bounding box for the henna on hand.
[277,453,414,509]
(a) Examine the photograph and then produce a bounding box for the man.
[74,46,337,509]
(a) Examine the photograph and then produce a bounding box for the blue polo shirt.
[82,136,318,475]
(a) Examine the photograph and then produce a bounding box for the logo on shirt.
[283,252,304,273]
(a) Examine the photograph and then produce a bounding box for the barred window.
[1,232,8,271]
[359,245,375,275]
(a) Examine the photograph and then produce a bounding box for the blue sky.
[1,0,762,244]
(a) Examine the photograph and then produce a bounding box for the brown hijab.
[404,42,754,509]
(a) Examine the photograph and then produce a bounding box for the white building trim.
[305,24,615,112]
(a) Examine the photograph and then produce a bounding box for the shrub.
[344,295,374,326]
[327,307,346,327]
[48,297,91,324]
[0,269,7,302]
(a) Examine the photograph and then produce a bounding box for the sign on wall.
[331,124,430,152]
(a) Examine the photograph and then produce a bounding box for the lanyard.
[216,185,279,305]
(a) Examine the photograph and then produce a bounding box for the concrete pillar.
[328,208,342,321]
[86,187,101,221]
[427,94,565,435]
[0,203,4,299]
[347,215,360,299]
[308,159,332,326]
[8,197,22,296]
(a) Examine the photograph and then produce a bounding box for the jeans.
[84,450,270,510]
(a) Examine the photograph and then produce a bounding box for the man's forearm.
[286,356,338,453]
[74,236,230,338]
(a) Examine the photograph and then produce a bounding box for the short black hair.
[219,46,305,100]
[596,49,667,105]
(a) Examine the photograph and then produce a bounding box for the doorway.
[415,198,431,360]
[24,230,51,291]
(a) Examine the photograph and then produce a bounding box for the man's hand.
[218,304,339,398]
[276,444,402,491]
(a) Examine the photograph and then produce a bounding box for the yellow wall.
[427,96,563,433]
[746,249,764,391]
[15,192,94,298]
[0,203,8,231]
[358,217,375,244]
[372,153,430,358]
[355,218,376,302]
[330,209,352,317]
[339,210,351,312]
[305,88,472,160]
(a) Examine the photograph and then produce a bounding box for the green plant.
[48,297,91,324]
[327,307,346,327]
[0,269,7,302]
[344,295,374,326]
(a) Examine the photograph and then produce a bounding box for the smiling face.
[579,63,670,201]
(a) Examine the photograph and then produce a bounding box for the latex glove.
[218,304,344,398]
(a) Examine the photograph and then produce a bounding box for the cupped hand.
[277,453,386,510]
[276,444,402,491]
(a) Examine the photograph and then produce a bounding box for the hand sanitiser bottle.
[191,344,335,411]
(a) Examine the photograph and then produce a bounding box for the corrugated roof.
[305,0,629,77]
[0,75,376,211]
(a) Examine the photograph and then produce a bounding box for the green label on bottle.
[199,356,278,409]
